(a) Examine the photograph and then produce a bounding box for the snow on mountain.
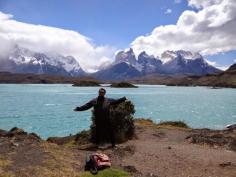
[94,48,221,80]
[0,45,221,80]
[161,50,202,63]
[114,48,137,66]
[0,46,85,76]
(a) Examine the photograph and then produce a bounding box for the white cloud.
[188,0,223,9]
[205,59,230,71]
[131,0,236,58]
[165,9,172,14]
[175,0,182,4]
[234,58,236,63]
[0,11,116,72]
[217,65,230,71]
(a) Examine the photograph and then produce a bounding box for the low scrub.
[157,121,189,128]
[80,168,130,177]
[135,119,189,129]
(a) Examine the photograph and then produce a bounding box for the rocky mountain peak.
[115,48,137,65]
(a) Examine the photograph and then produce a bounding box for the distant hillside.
[0,72,99,84]
[129,63,236,88]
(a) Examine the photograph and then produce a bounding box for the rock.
[0,129,8,137]
[72,80,100,87]
[29,133,41,141]
[219,162,232,167]
[7,127,27,137]
[146,173,159,177]
[186,130,236,152]
[110,82,138,88]
[47,136,74,145]
[228,140,236,152]
[114,145,135,157]
[226,124,236,130]
[10,141,19,147]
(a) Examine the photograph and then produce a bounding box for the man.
[74,88,126,148]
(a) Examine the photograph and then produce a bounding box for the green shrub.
[157,121,189,128]
[90,100,135,143]
[80,168,130,177]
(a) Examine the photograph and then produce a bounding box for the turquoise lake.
[0,84,236,139]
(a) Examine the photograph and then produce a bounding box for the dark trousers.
[95,118,115,146]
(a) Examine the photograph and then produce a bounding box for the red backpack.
[85,153,111,174]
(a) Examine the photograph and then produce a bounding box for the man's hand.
[73,107,79,111]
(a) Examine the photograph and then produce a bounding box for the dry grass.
[9,142,83,177]
[135,118,155,126]
[0,158,14,177]
[135,119,190,130]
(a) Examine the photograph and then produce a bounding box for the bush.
[80,168,130,177]
[157,121,189,128]
[90,100,135,144]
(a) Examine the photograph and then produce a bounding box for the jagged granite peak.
[162,50,220,75]
[138,51,161,65]
[115,48,137,65]
[137,51,162,74]
[161,50,202,63]
[93,62,142,80]
[93,49,221,80]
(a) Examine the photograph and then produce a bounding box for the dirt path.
[101,125,236,177]
[1,124,236,177]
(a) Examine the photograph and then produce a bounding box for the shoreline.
[0,119,233,141]
[1,83,236,90]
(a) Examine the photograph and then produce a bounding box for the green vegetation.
[110,82,138,88]
[91,100,135,143]
[0,72,99,85]
[72,80,101,87]
[80,168,130,177]
[74,130,91,145]
[157,121,189,128]
[135,118,155,126]
[135,119,189,129]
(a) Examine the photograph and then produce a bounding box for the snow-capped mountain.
[0,46,221,80]
[137,51,162,74]
[161,50,202,63]
[0,46,85,76]
[114,48,137,66]
[114,48,162,73]
[161,50,220,75]
[93,48,221,80]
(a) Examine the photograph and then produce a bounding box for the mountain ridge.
[0,46,86,77]
[0,46,222,80]
[93,48,221,80]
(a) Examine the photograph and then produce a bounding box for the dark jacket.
[75,96,126,113]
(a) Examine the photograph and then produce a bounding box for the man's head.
[98,88,106,97]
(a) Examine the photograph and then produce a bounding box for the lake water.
[0,84,236,139]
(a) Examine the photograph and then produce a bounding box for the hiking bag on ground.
[85,153,111,174]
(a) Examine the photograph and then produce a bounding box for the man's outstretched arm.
[109,96,127,105]
[74,99,95,111]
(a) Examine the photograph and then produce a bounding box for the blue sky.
[0,0,236,70]
[0,0,189,47]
